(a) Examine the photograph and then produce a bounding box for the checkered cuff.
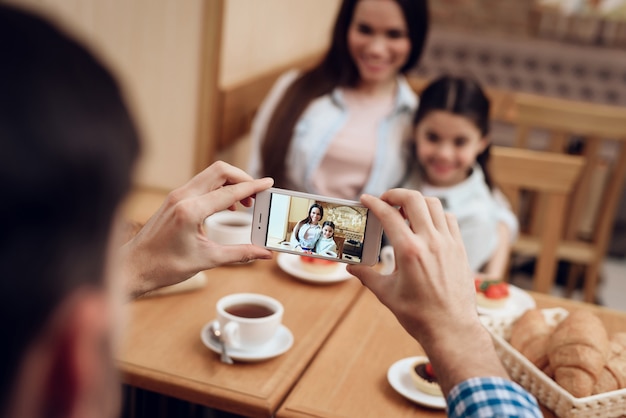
[447,376,541,418]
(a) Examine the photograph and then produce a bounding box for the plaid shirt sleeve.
[447,377,542,418]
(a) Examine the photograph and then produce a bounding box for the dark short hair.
[413,75,490,136]
[0,5,140,409]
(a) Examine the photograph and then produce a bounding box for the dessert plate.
[476,284,536,318]
[201,320,293,362]
[276,253,353,284]
[387,357,446,409]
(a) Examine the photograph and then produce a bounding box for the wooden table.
[276,289,626,418]
[117,258,364,417]
[119,189,626,417]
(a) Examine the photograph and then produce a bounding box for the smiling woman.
[247,0,429,201]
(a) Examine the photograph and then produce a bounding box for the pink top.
[312,89,395,199]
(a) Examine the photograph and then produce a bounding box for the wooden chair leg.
[583,262,602,304]
[533,195,566,293]
[534,256,559,294]
[564,263,582,298]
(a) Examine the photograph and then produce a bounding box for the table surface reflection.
[117,258,363,417]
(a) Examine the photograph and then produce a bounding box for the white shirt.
[315,236,338,256]
[290,222,322,250]
[406,165,519,272]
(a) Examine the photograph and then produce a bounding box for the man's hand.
[122,161,273,298]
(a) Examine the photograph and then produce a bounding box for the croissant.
[593,333,626,394]
[547,310,610,398]
[610,332,626,353]
[509,309,552,370]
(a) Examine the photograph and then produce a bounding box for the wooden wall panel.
[220,0,340,88]
[6,0,209,190]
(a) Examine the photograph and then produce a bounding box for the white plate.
[200,320,294,362]
[476,284,536,318]
[387,356,446,409]
[276,253,353,284]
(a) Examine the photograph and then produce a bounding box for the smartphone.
[251,188,383,266]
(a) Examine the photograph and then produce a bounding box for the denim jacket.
[248,70,417,200]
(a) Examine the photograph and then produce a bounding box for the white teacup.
[204,210,253,245]
[216,293,283,351]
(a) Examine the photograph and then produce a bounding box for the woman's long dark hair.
[294,203,324,240]
[260,0,429,187]
[413,75,494,189]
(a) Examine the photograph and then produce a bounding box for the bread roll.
[593,333,626,394]
[510,309,552,370]
[547,310,609,397]
[610,332,626,353]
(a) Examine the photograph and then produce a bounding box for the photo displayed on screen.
[265,192,368,263]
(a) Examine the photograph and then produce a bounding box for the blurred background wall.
[5,0,340,190]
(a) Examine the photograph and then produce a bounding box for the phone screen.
[263,190,371,263]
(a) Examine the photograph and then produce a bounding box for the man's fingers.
[359,194,414,249]
[425,197,449,234]
[191,178,273,221]
[348,264,387,293]
[176,161,261,199]
[377,189,436,237]
[205,244,273,267]
[445,212,462,242]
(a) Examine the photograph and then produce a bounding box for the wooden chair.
[513,93,626,302]
[333,235,345,259]
[489,146,585,294]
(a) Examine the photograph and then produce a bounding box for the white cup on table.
[216,293,284,351]
[204,210,253,245]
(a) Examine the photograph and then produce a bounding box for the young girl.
[406,75,518,279]
[290,203,324,252]
[315,221,338,257]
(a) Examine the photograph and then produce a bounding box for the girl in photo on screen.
[315,221,338,257]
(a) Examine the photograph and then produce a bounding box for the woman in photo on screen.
[290,203,324,251]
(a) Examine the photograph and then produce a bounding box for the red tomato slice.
[425,362,436,378]
[485,283,509,299]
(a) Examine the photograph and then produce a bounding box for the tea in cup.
[204,210,253,245]
[216,293,283,350]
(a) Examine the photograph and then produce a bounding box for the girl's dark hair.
[322,220,336,232]
[260,0,429,187]
[413,75,493,189]
[294,203,324,241]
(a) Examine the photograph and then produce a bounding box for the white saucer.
[276,253,353,284]
[200,320,294,362]
[476,284,536,318]
[387,357,446,409]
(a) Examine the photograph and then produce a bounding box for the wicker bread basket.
[480,308,626,418]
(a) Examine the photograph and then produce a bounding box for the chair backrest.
[489,146,585,293]
[515,93,626,241]
[333,235,345,258]
[513,93,626,301]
